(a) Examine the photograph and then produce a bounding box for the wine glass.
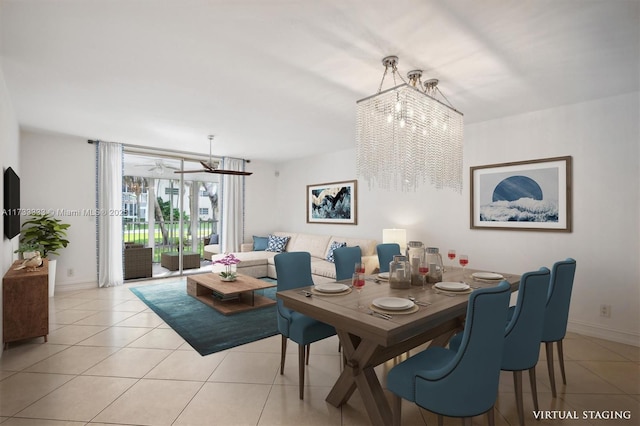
[447,249,456,272]
[352,272,366,309]
[418,256,429,291]
[459,254,469,281]
[354,262,365,274]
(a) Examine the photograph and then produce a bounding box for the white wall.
[272,92,640,346]
[243,159,280,240]
[0,64,21,356]
[20,131,97,290]
[466,93,639,345]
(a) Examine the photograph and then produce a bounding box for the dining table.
[277,267,521,426]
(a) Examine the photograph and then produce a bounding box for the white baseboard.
[568,320,640,347]
[55,281,98,293]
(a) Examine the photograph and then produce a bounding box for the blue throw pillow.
[266,234,290,252]
[208,234,219,245]
[253,236,269,251]
[326,241,347,263]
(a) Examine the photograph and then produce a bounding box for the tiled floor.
[1,278,638,425]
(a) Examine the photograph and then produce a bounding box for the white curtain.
[220,158,246,253]
[97,141,124,287]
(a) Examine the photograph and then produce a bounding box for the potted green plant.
[20,213,70,296]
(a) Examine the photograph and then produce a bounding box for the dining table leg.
[326,329,392,426]
[427,327,461,348]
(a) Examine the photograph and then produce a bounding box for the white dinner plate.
[372,297,414,311]
[314,283,349,293]
[471,272,504,280]
[435,282,471,292]
[377,272,389,280]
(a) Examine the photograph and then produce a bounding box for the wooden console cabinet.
[3,259,49,349]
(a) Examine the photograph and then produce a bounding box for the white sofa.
[207,231,379,284]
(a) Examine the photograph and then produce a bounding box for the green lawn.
[123,221,214,261]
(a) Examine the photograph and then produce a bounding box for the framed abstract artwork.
[306,180,357,225]
[470,156,572,232]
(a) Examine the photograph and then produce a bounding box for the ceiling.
[1,0,638,163]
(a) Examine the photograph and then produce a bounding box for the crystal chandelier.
[356,56,464,192]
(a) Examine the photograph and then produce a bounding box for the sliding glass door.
[122,152,220,279]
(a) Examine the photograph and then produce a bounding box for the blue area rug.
[130,279,278,356]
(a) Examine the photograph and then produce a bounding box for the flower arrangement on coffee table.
[213,253,241,281]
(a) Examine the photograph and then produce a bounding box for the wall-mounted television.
[3,166,20,239]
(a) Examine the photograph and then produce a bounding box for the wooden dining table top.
[277,268,521,348]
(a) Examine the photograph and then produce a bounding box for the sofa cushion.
[288,233,330,259]
[311,258,337,279]
[271,231,298,249]
[325,241,347,263]
[252,235,269,251]
[329,235,377,257]
[266,234,291,252]
[211,250,274,268]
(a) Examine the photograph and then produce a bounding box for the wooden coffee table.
[186,273,276,315]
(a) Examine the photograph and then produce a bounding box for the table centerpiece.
[213,253,240,281]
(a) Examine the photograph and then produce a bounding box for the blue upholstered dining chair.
[274,251,337,400]
[333,246,362,281]
[387,281,511,426]
[376,243,402,273]
[450,267,551,426]
[542,258,577,398]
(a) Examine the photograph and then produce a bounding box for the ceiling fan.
[135,159,180,174]
[174,135,252,176]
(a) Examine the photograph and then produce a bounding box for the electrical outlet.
[600,304,611,318]
[67,268,74,277]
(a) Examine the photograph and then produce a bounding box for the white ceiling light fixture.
[356,56,464,192]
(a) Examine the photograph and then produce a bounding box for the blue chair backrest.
[542,258,577,342]
[333,246,362,281]
[414,281,511,417]
[502,267,551,370]
[274,252,314,335]
[376,243,402,273]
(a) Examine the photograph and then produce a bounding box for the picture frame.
[306,180,357,225]
[470,156,572,232]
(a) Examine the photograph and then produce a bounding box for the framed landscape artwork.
[307,180,357,225]
[470,156,572,232]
